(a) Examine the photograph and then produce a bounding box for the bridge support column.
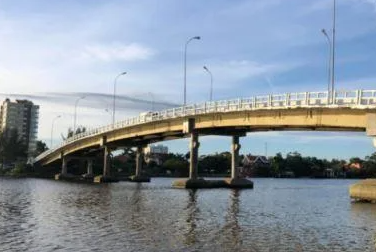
[61,156,68,175]
[103,145,111,177]
[82,159,94,180]
[172,130,205,188]
[231,135,240,179]
[224,135,253,189]
[55,155,74,180]
[94,145,118,183]
[129,146,150,182]
[87,159,93,176]
[189,131,200,179]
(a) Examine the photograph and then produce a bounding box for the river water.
[0,177,375,252]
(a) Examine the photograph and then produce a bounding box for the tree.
[0,128,27,166]
[162,158,188,177]
[35,140,48,156]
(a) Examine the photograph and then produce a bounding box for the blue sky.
[0,0,376,160]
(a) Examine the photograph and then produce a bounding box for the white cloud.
[80,43,155,62]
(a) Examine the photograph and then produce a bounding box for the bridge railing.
[34,89,376,163]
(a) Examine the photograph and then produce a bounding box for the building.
[144,144,168,155]
[144,144,168,165]
[0,98,39,157]
[241,154,271,177]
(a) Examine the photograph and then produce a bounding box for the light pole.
[73,96,85,134]
[331,0,336,102]
[203,65,213,101]
[113,71,127,126]
[321,29,332,98]
[184,36,201,106]
[51,115,61,148]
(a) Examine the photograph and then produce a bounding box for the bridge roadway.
[34,89,376,186]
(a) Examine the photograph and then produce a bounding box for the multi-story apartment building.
[0,98,39,157]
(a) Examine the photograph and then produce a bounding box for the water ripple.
[0,178,375,251]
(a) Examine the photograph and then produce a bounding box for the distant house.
[241,154,271,177]
[144,144,169,166]
[345,162,362,170]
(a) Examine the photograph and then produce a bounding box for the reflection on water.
[0,178,376,251]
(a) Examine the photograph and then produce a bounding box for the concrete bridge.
[34,89,376,187]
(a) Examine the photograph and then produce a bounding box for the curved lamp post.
[203,65,213,101]
[321,29,332,97]
[331,0,336,103]
[50,115,61,148]
[73,96,85,134]
[113,71,127,126]
[184,36,201,106]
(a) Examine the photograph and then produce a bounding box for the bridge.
[34,89,376,187]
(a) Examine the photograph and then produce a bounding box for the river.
[0,177,375,251]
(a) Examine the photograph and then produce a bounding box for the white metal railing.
[34,89,376,163]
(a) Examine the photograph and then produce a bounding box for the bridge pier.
[129,146,150,182]
[55,155,75,180]
[189,131,200,179]
[103,145,111,177]
[82,159,94,180]
[224,135,253,188]
[173,130,207,188]
[61,156,68,175]
[94,145,118,183]
[231,135,240,179]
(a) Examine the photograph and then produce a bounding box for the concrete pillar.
[61,156,68,175]
[103,145,111,177]
[135,146,144,177]
[231,135,241,179]
[87,159,93,175]
[189,131,200,179]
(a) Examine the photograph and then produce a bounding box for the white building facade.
[144,144,168,155]
[0,99,39,157]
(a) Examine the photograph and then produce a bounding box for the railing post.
[268,95,272,107]
[356,89,362,105]
[305,92,309,106]
[286,93,290,107]
[238,98,241,110]
[253,97,256,108]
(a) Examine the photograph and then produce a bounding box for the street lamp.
[113,71,127,126]
[331,0,337,103]
[321,29,332,98]
[51,115,61,148]
[203,65,213,101]
[73,96,85,134]
[184,36,201,106]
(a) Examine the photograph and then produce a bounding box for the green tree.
[0,129,27,166]
[35,140,48,156]
[162,158,188,177]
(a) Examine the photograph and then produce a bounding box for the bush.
[10,162,26,175]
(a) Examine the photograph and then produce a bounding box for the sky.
[0,0,376,160]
